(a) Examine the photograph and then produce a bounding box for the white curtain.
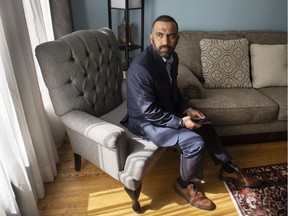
[0,0,66,215]
[23,0,66,148]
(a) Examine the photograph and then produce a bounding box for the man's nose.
[162,35,169,44]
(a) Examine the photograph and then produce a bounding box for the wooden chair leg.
[74,153,81,171]
[124,183,142,213]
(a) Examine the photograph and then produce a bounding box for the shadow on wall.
[70,0,89,29]
[70,0,109,30]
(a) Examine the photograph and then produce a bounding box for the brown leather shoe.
[174,181,216,210]
[219,166,261,187]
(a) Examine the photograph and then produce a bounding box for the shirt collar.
[162,55,174,64]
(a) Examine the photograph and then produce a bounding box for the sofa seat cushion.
[257,87,287,121]
[188,88,278,125]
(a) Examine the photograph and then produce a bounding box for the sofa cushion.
[200,38,252,88]
[176,31,244,80]
[257,87,287,121]
[241,31,287,45]
[188,88,278,125]
[250,44,287,88]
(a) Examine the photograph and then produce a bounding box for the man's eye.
[168,34,177,39]
[155,33,177,40]
[156,33,163,38]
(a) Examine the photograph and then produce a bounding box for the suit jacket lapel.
[150,46,176,97]
[150,46,172,86]
[170,61,178,101]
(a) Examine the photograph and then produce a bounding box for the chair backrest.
[36,28,123,117]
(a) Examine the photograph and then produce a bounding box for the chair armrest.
[177,63,206,99]
[61,110,127,149]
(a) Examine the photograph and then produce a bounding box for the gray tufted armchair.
[35,28,165,212]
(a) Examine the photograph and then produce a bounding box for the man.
[121,15,261,211]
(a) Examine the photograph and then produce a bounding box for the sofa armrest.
[177,63,206,100]
[61,110,127,149]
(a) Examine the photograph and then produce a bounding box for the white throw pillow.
[250,44,287,88]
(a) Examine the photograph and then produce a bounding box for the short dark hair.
[152,15,179,32]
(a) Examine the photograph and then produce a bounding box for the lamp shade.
[111,0,141,9]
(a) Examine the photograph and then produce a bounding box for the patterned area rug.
[223,163,287,216]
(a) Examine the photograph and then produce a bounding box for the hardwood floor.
[37,137,287,216]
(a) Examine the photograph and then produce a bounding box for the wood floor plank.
[38,139,287,216]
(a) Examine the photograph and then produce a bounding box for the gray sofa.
[175,30,287,143]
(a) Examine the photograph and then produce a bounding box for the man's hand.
[182,116,202,130]
[185,108,205,120]
[181,108,206,130]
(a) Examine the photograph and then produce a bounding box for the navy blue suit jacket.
[121,45,191,147]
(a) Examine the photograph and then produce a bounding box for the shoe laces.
[189,183,199,194]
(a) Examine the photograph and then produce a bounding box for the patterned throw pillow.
[200,38,252,88]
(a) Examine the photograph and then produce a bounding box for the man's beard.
[152,41,173,59]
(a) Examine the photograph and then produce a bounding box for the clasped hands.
[181,108,205,130]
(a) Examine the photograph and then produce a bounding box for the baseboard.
[220,131,287,145]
